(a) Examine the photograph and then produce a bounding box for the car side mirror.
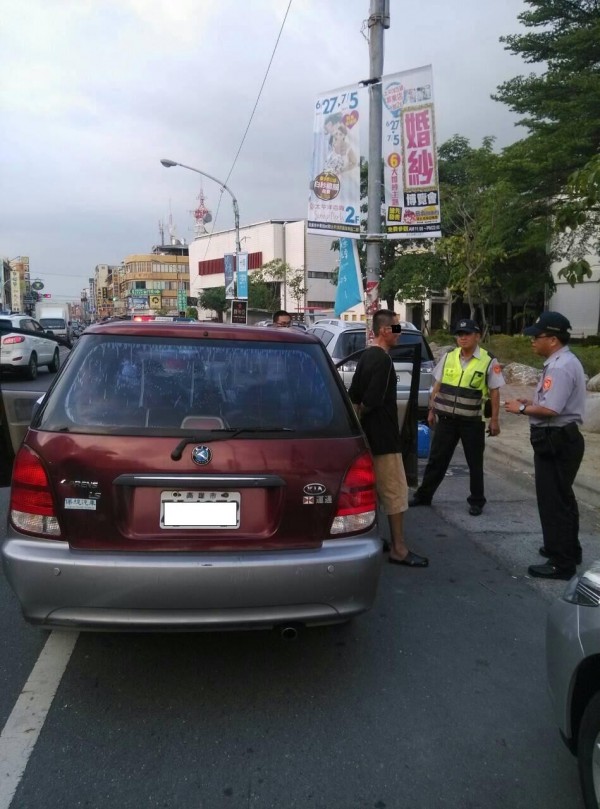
[45,329,54,336]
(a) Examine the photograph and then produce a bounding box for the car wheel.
[25,353,38,381]
[578,691,600,808]
[48,348,60,373]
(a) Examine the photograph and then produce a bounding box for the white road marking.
[0,631,78,809]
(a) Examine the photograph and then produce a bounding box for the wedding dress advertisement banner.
[307,83,361,238]
[382,65,441,239]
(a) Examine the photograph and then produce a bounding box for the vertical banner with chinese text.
[237,252,248,299]
[307,83,361,238]
[382,65,441,239]
[10,270,21,312]
[224,254,235,300]
[231,300,247,324]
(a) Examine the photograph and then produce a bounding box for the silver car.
[547,562,600,808]
[306,319,434,422]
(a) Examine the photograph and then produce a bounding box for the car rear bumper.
[2,533,382,631]
[1,356,27,368]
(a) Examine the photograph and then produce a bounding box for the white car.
[0,315,61,380]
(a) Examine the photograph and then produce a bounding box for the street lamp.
[160,159,241,254]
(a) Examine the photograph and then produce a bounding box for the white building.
[188,219,455,329]
[550,253,600,337]
[188,220,338,321]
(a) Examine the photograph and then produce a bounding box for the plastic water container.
[417,423,430,458]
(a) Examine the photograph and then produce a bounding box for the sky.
[0,0,535,303]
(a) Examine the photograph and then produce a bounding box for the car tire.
[578,691,600,808]
[25,353,38,381]
[48,348,60,373]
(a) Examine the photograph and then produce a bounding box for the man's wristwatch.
[518,403,527,415]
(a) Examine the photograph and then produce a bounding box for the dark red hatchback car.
[2,321,382,632]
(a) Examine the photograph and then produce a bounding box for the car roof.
[84,321,320,344]
[0,314,33,325]
[310,319,423,335]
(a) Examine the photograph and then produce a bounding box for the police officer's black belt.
[437,414,482,422]
[530,423,579,433]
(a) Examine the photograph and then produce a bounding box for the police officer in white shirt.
[505,311,586,580]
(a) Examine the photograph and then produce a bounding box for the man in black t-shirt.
[349,310,429,568]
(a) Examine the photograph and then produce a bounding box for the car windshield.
[38,318,66,328]
[37,334,353,436]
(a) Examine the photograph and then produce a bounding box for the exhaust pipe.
[280,625,299,640]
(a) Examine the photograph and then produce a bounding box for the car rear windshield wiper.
[170,428,295,461]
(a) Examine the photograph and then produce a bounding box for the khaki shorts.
[372,452,408,515]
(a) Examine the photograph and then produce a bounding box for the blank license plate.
[160,491,240,529]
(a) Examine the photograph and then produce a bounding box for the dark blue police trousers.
[415,416,486,507]
[531,423,584,571]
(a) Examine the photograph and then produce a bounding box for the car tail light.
[330,452,377,535]
[563,575,600,606]
[9,446,61,537]
[2,335,26,345]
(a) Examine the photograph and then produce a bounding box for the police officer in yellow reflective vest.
[410,319,505,515]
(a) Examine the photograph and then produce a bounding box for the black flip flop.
[389,551,429,568]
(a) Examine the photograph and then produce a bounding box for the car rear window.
[390,333,434,362]
[37,335,355,437]
[330,329,433,363]
[334,330,367,358]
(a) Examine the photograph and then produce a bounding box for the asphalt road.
[1,448,596,808]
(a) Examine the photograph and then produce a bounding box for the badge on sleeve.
[543,377,553,391]
[492,364,502,374]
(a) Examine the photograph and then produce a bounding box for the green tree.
[248,277,279,312]
[494,0,600,186]
[493,0,600,268]
[436,134,552,331]
[198,287,227,322]
[379,252,449,333]
[251,259,307,314]
[436,136,508,328]
[554,153,600,284]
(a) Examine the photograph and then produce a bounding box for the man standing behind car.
[505,312,586,580]
[410,319,504,515]
[349,309,428,568]
[272,310,292,327]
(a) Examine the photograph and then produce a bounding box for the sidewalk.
[485,383,600,510]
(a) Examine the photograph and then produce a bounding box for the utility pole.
[365,0,390,331]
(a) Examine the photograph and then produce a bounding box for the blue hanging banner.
[334,238,363,316]
[237,252,248,299]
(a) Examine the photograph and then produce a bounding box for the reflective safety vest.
[433,347,492,419]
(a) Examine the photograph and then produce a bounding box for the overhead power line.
[202,0,293,260]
